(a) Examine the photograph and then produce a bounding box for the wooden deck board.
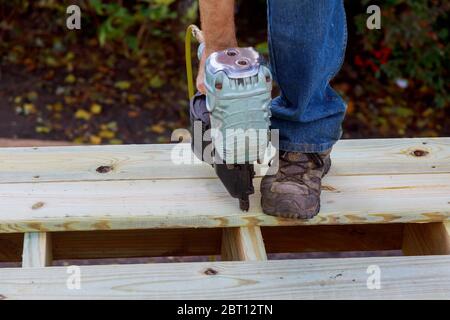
[0,138,449,233]
[0,174,450,232]
[0,138,449,184]
[0,173,448,233]
[0,138,448,300]
[1,255,449,299]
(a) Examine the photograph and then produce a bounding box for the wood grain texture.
[1,255,449,299]
[27,224,402,260]
[0,139,74,148]
[222,227,267,261]
[402,222,450,255]
[0,233,23,262]
[0,138,448,184]
[22,232,52,267]
[0,173,448,233]
[262,224,404,253]
[51,228,222,260]
[0,138,449,233]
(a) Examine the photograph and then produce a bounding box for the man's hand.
[196,49,207,94]
[197,0,237,94]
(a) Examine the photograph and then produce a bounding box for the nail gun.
[185,25,273,211]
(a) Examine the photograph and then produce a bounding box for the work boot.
[261,150,331,219]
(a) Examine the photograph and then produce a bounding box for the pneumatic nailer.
[185,25,273,211]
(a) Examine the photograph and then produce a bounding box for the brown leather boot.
[261,150,331,219]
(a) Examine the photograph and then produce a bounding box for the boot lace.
[276,152,324,184]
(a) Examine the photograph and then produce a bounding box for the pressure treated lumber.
[402,221,450,255]
[0,224,404,261]
[262,224,404,253]
[0,138,73,148]
[221,227,267,261]
[22,232,52,267]
[0,138,448,184]
[51,228,222,260]
[0,233,23,262]
[0,173,448,233]
[1,255,449,299]
[0,138,449,233]
[31,224,401,261]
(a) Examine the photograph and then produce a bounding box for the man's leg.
[268,0,347,151]
[261,0,347,219]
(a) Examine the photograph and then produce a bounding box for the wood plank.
[222,227,267,261]
[22,232,52,267]
[0,256,449,299]
[46,224,402,260]
[0,138,74,147]
[51,228,221,260]
[0,225,404,263]
[0,233,23,262]
[329,138,450,176]
[0,173,448,233]
[402,222,450,255]
[262,224,404,253]
[0,138,448,184]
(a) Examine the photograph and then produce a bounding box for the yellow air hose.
[185,24,204,100]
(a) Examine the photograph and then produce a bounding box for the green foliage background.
[0,0,448,143]
[354,0,449,108]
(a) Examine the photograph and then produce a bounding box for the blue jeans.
[267,0,348,152]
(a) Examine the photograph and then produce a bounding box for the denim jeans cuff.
[278,140,335,153]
